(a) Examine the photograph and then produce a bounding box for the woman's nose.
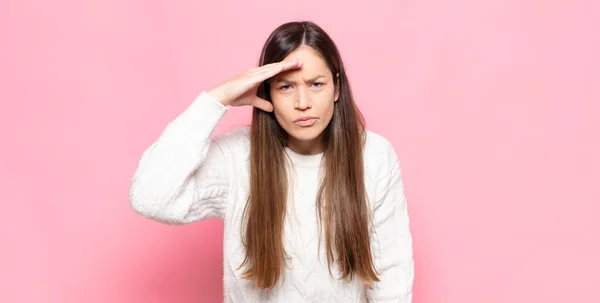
[294,89,312,110]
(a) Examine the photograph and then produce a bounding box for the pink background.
[2,0,599,302]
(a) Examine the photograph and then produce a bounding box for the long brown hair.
[239,21,379,289]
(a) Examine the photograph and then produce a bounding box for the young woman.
[129,21,414,302]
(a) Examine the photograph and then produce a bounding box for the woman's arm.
[366,144,415,302]
[129,91,230,224]
[129,58,303,225]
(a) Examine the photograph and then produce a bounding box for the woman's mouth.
[294,116,319,127]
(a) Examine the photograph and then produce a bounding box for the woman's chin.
[287,127,324,142]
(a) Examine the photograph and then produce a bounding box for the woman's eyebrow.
[275,75,326,84]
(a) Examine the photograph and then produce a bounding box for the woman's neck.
[287,134,325,155]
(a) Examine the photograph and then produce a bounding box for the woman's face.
[269,46,339,155]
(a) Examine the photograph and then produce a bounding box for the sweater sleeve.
[129,91,230,224]
[366,143,415,302]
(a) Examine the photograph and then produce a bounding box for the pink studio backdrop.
[1,0,599,302]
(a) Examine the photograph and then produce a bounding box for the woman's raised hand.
[208,58,303,112]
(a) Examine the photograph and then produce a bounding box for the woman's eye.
[312,82,324,88]
[279,85,291,91]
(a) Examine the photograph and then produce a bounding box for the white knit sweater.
[129,91,414,302]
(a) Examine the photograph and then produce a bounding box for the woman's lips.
[294,117,318,126]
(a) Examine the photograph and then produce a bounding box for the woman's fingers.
[209,58,302,108]
[253,58,302,81]
[251,96,274,112]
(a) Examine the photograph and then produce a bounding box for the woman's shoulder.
[212,126,251,155]
[363,129,395,155]
[363,129,401,175]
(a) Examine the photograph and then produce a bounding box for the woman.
[129,21,414,302]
